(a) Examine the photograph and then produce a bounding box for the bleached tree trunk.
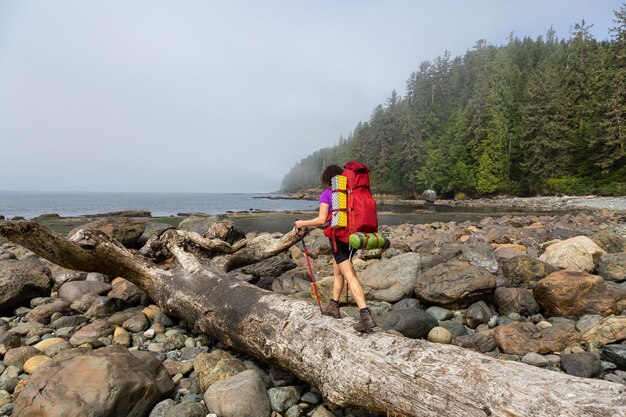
[1,221,624,417]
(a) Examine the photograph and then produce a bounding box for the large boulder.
[494,287,539,316]
[0,259,52,314]
[241,255,296,279]
[177,216,219,236]
[415,259,496,309]
[581,316,626,349]
[494,321,580,355]
[533,271,617,319]
[497,255,557,288]
[68,217,146,247]
[375,309,437,339]
[538,236,606,272]
[12,346,174,417]
[590,230,626,254]
[596,253,626,282]
[204,370,271,417]
[359,253,421,303]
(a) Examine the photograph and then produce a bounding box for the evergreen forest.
[281,5,626,198]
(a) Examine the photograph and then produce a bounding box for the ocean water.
[0,191,319,219]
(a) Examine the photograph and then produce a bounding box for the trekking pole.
[297,228,323,312]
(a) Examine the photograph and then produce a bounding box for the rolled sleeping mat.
[349,232,390,250]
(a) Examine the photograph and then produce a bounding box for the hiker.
[294,164,377,333]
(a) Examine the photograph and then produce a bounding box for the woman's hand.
[294,220,306,230]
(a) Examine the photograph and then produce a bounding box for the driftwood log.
[1,221,625,417]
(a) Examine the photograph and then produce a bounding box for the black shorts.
[329,238,352,264]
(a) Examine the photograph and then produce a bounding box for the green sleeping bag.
[349,232,390,250]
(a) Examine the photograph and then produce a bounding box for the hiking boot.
[353,308,376,333]
[321,299,341,319]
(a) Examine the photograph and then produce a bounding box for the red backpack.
[324,161,378,247]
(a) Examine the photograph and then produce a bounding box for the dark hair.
[320,165,343,187]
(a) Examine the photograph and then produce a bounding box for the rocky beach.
[0,197,625,416]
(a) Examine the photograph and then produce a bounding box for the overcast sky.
[0,1,623,193]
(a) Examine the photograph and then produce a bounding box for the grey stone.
[425,306,453,321]
[165,401,207,417]
[58,281,112,303]
[561,352,601,378]
[438,319,468,338]
[465,301,492,329]
[521,352,549,367]
[575,314,603,334]
[602,344,626,370]
[357,253,422,303]
[50,315,89,330]
[376,309,437,339]
[596,253,626,282]
[270,367,298,388]
[393,298,421,311]
[0,259,52,315]
[268,386,301,412]
[178,216,218,236]
[85,296,129,318]
[149,399,177,417]
[461,242,498,273]
[204,370,271,417]
[123,312,150,333]
[301,391,322,405]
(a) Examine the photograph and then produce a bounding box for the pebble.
[23,355,51,374]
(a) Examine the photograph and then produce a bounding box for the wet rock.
[602,344,626,370]
[376,309,437,339]
[539,236,605,272]
[415,259,496,309]
[13,346,174,416]
[204,370,270,417]
[58,280,112,303]
[0,258,52,315]
[497,255,556,288]
[596,253,626,282]
[494,321,580,355]
[561,352,601,377]
[534,271,618,318]
[68,217,146,247]
[494,287,539,316]
[359,253,421,303]
[25,299,70,324]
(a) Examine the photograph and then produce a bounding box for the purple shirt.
[320,188,332,206]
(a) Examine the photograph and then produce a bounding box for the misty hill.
[281,5,626,198]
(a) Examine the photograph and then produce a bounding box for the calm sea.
[0,192,318,219]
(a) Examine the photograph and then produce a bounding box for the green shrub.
[454,192,468,200]
[540,177,593,196]
[595,182,626,196]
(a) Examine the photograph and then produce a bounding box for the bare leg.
[331,260,345,302]
[337,260,367,309]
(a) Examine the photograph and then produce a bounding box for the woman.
[294,165,376,333]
